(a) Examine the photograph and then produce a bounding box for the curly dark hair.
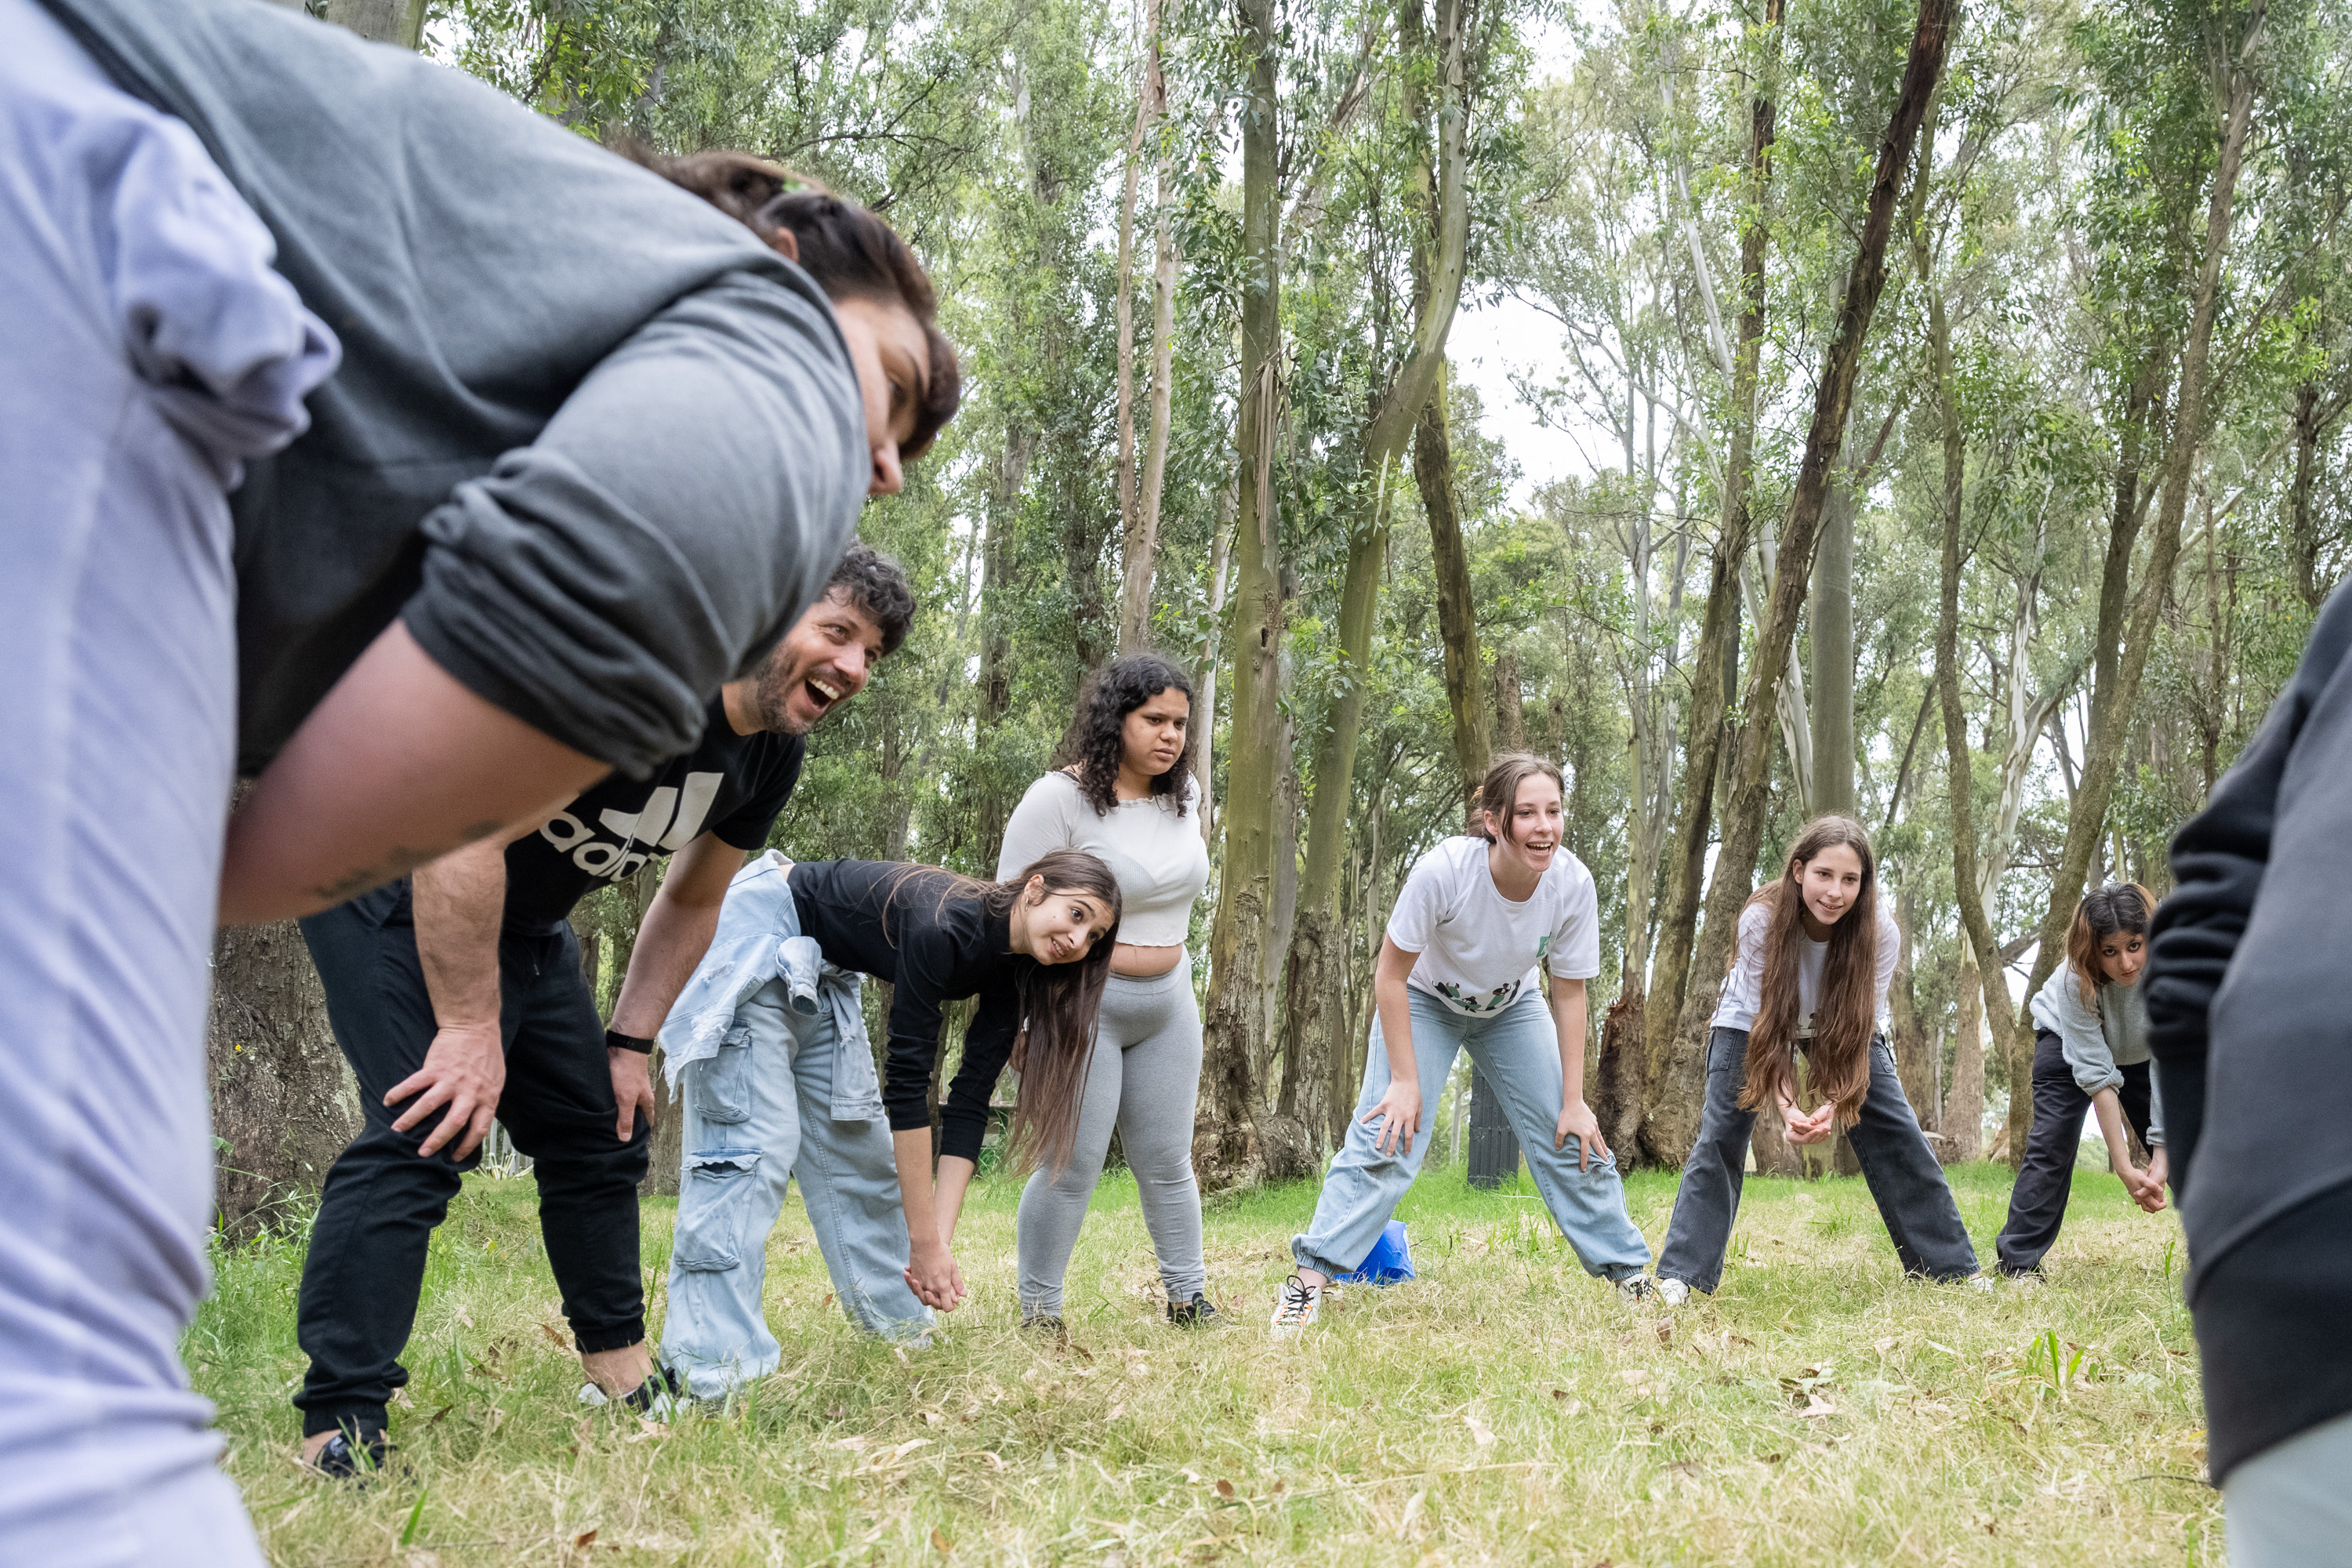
[1054,654,1197,817]
[824,540,914,656]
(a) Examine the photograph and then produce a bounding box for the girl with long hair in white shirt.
[1654,815,1985,1303]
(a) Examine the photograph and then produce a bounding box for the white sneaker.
[1655,1278,1691,1308]
[1270,1274,1323,1337]
[1617,1275,1657,1304]
[1965,1272,1995,1294]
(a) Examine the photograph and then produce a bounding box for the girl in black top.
[788,851,1122,1308]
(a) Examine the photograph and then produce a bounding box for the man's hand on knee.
[388,1022,506,1160]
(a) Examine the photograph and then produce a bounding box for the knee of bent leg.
[673,1149,765,1273]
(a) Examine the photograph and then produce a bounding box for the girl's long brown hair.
[2066,882,2154,1001]
[883,850,1120,1175]
[1736,815,1882,1127]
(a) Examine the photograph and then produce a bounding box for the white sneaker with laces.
[1270,1274,1323,1338]
[1655,1277,1690,1308]
[1617,1275,1657,1304]
[1965,1272,1994,1294]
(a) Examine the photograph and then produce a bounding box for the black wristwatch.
[606,1029,656,1055]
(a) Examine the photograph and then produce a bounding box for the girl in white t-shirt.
[1272,754,1653,1334]
[1653,815,1984,1303]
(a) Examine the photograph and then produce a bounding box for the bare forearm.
[412,840,509,1029]
[1552,986,1589,1107]
[220,621,608,924]
[2091,1088,2136,1169]
[893,1128,941,1250]
[932,1156,977,1247]
[610,893,724,1038]
[1374,978,1417,1090]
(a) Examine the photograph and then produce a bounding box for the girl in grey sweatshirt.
[1994,884,2166,1276]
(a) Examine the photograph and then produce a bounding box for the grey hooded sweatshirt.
[37,0,870,778]
[2147,575,2352,1483]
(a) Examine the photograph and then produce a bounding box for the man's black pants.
[292,881,649,1439]
[1994,1028,2154,1276]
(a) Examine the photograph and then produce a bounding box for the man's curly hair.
[1054,654,1197,817]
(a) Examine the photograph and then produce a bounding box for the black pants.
[292,881,650,1439]
[1657,1028,1981,1293]
[1994,1029,2153,1275]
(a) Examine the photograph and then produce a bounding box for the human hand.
[1363,1080,1423,1157]
[388,1021,505,1160]
[2144,1146,2169,1200]
[904,1241,968,1312]
[609,1047,659,1142]
[2120,1154,2168,1214]
[1783,1101,1836,1147]
[1555,1098,1607,1171]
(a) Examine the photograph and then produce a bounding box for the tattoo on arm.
[307,822,508,906]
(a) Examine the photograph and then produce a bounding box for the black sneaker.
[1020,1314,1067,1341]
[310,1426,393,1483]
[1167,1293,1224,1327]
[579,1363,678,1418]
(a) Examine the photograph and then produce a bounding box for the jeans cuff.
[300,1403,388,1440]
[572,1319,647,1356]
[1290,1239,1352,1279]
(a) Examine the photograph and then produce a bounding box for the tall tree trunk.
[206,0,425,1232]
[2008,3,2262,1155]
[1196,0,1308,1188]
[1276,0,1474,1166]
[1930,263,2020,1159]
[1115,0,1171,654]
[1887,878,1933,1123]
[207,920,362,1235]
[1190,490,1236,846]
[1639,0,1782,1163]
[319,0,424,48]
[1809,481,1857,816]
[967,426,1032,867]
[1417,368,1490,805]
[2288,377,2326,610]
[1942,953,1985,1161]
[1647,0,1951,1166]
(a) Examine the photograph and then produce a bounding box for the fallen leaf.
[981,1451,1006,1471]
[1798,1395,1838,1418]
[1402,1489,1428,1530]
[1465,1414,1496,1449]
[1214,1479,1236,1498]
[931,1526,952,1553]
[541,1324,568,1348]
[574,1529,598,1548]
[1551,1388,1572,1401]
[1654,1319,1674,1346]
[892,1438,935,1458]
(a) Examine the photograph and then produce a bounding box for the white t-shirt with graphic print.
[1385,836,1602,1016]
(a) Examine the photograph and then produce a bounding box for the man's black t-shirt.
[503,697,804,931]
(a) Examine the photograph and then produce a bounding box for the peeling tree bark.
[1646,0,1952,1167]
[1196,0,1311,1189]
[1639,0,1782,1163]
[2006,2,2263,1156]
[1278,0,1475,1169]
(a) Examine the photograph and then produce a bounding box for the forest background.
[209,0,2352,1225]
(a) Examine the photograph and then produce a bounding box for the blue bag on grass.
[1336,1221,1415,1286]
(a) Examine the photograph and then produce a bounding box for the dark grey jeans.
[1657,1027,1980,1293]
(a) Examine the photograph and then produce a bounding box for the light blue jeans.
[661,978,932,1399]
[1293,989,1652,1282]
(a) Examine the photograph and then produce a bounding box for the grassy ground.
[191,1160,2217,1566]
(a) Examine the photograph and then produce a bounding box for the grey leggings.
[1016,953,1205,1315]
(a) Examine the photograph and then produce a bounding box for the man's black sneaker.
[1167,1293,1223,1328]
[310,1427,393,1482]
[1020,1314,1067,1342]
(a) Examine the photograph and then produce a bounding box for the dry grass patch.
[191,1161,2216,1565]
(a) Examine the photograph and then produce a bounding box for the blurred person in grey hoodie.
[2,0,955,1561]
[2145,578,2352,1567]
